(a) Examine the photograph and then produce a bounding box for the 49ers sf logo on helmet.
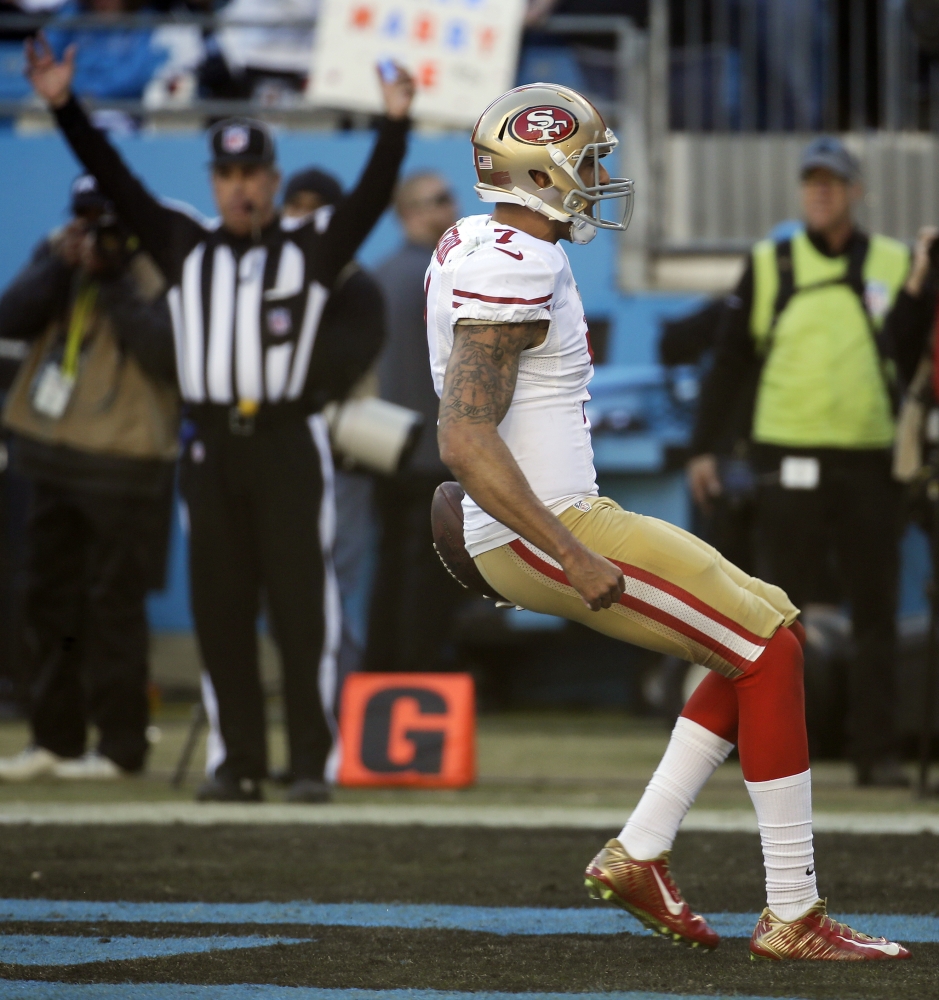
[509,106,578,145]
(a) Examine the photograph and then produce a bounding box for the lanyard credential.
[30,280,99,420]
[62,282,99,378]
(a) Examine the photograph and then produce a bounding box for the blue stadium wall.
[0,129,928,629]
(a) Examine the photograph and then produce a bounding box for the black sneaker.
[286,778,331,803]
[196,775,263,802]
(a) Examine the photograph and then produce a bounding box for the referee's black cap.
[208,118,277,168]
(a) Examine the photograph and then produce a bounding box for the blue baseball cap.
[800,136,860,182]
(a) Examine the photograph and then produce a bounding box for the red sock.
[681,671,738,744]
[681,626,809,782]
[732,626,809,782]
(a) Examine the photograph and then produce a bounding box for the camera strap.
[62,281,99,378]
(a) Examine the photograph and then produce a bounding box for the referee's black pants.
[753,445,901,768]
[180,411,337,783]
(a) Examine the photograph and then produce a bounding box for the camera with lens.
[88,213,138,275]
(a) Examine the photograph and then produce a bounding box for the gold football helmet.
[472,83,634,244]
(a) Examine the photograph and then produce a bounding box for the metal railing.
[669,0,936,133]
[0,12,316,31]
[661,130,939,253]
[4,5,930,133]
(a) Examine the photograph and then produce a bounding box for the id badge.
[31,362,75,419]
[780,456,820,490]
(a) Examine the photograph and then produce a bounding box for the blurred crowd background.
[1,0,939,791]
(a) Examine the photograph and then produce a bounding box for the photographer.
[0,175,177,781]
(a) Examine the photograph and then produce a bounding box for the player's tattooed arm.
[438,319,625,612]
[439,319,547,429]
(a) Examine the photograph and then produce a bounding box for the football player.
[426,84,908,961]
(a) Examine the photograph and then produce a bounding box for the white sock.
[619,717,734,860]
[745,769,818,922]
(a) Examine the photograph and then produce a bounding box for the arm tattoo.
[440,320,548,428]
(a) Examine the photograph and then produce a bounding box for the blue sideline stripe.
[0,988,813,1000]
[0,899,935,942]
[0,935,306,967]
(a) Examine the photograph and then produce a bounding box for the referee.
[25,37,415,803]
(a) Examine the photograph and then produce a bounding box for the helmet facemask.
[554,136,635,235]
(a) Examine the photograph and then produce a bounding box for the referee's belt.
[187,400,307,435]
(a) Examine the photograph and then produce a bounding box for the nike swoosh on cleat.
[841,938,901,956]
[495,248,524,260]
[651,866,684,917]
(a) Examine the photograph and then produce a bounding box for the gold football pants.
[474,497,798,679]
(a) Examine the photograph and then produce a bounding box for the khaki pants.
[475,498,798,679]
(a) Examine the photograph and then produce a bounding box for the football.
[431,481,507,602]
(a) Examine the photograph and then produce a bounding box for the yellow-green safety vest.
[749,230,909,449]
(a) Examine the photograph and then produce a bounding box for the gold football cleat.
[585,838,719,950]
[749,900,911,961]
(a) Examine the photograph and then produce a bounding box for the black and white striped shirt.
[54,96,408,408]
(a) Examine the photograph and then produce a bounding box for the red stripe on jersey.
[452,289,553,306]
[507,540,766,671]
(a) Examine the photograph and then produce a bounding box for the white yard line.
[0,801,936,833]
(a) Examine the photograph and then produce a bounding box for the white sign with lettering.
[309,0,527,127]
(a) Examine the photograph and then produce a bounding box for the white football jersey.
[427,214,599,557]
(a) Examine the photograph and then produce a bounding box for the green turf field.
[0,708,936,814]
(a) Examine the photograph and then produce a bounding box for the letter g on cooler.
[338,673,476,787]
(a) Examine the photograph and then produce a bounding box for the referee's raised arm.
[24,34,203,284]
[316,66,415,287]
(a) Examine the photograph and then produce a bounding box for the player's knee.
[748,624,804,684]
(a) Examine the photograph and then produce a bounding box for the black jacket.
[0,240,178,495]
[0,239,176,382]
[881,281,937,389]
